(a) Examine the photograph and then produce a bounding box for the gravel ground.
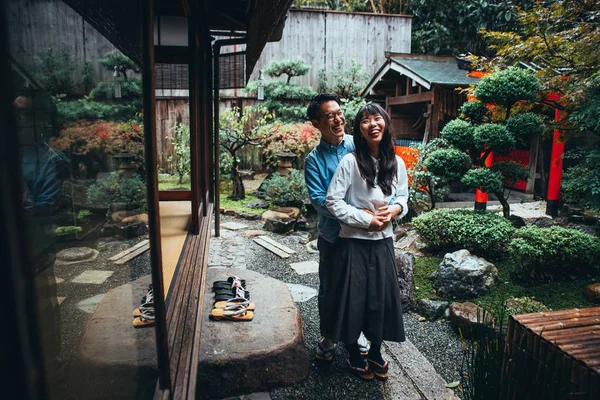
[217,214,465,399]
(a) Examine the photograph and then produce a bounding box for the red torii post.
[545,92,566,216]
[474,152,494,211]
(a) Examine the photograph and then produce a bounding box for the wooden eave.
[62,0,291,80]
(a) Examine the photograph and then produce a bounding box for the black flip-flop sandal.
[214,290,250,302]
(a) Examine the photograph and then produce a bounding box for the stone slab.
[77,293,106,314]
[385,340,459,400]
[285,283,318,303]
[289,260,319,275]
[72,270,114,284]
[221,221,249,231]
[76,275,157,399]
[198,268,309,399]
[382,345,422,400]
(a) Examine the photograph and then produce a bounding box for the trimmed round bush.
[440,119,476,151]
[261,169,308,208]
[508,226,600,281]
[459,101,489,123]
[412,209,515,256]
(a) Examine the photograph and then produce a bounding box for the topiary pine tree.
[428,67,544,217]
[245,59,315,123]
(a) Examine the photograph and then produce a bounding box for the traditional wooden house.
[361,53,481,146]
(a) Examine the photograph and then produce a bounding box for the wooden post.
[141,0,170,389]
[188,15,200,235]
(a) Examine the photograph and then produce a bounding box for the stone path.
[208,214,458,400]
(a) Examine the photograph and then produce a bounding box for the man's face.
[311,100,345,146]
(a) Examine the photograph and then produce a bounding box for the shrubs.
[56,100,142,124]
[508,226,600,281]
[87,172,146,208]
[505,297,549,317]
[412,209,515,256]
[261,122,321,170]
[261,170,308,208]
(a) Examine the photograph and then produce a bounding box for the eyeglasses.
[321,110,344,122]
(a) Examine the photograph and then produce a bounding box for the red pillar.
[546,93,565,216]
[474,151,494,211]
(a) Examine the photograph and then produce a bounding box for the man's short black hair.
[307,93,341,121]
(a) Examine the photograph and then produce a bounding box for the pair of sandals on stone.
[133,284,155,328]
[210,276,255,322]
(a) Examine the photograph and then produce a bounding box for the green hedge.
[56,100,142,124]
[508,226,600,281]
[412,209,515,256]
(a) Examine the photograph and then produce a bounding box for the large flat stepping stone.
[76,275,157,399]
[289,260,318,275]
[198,268,309,399]
[285,283,317,302]
[72,270,114,284]
[221,221,249,230]
[77,293,106,314]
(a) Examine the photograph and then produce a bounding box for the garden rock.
[286,231,311,245]
[122,213,148,224]
[262,210,291,221]
[584,283,600,304]
[306,239,319,254]
[57,247,96,262]
[431,250,498,298]
[417,299,449,320]
[448,301,494,339]
[111,211,140,222]
[103,220,148,239]
[238,212,261,220]
[395,251,416,309]
[273,207,301,219]
[243,199,269,209]
[507,215,526,229]
[264,217,295,234]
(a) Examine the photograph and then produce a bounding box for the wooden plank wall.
[221,9,412,90]
[7,0,123,95]
[156,99,190,174]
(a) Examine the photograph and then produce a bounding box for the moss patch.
[413,256,596,314]
[219,192,264,215]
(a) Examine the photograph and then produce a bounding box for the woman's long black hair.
[352,103,397,196]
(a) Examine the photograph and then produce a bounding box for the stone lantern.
[276,152,296,176]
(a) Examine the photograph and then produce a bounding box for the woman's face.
[359,112,386,148]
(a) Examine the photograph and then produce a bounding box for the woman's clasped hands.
[366,204,402,232]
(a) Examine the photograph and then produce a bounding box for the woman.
[324,103,409,380]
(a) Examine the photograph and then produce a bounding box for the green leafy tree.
[483,0,600,138]
[262,59,310,84]
[166,123,191,184]
[428,68,543,217]
[220,106,272,200]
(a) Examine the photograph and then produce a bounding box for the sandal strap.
[222,307,247,317]
[226,297,249,306]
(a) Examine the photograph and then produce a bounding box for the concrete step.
[198,268,310,399]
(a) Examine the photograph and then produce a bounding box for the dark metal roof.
[390,57,481,86]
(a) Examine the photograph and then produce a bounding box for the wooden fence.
[221,8,412,91]
[7,0,121,95]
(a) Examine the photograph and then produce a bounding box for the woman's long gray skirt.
[323,237,405,345]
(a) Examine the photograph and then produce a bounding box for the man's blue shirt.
[305,134,355,243]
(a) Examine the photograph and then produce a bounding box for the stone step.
[198,268,309,399]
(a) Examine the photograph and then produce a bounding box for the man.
[305,94,369,361]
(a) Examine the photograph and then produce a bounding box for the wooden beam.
[159,191,192,201]
[430,89,440,139]
[387,92,433,106]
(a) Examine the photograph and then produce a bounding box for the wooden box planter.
[501,307,600,399]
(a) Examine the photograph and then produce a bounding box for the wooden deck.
[155,205,212,400]
[502,306,600,399]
